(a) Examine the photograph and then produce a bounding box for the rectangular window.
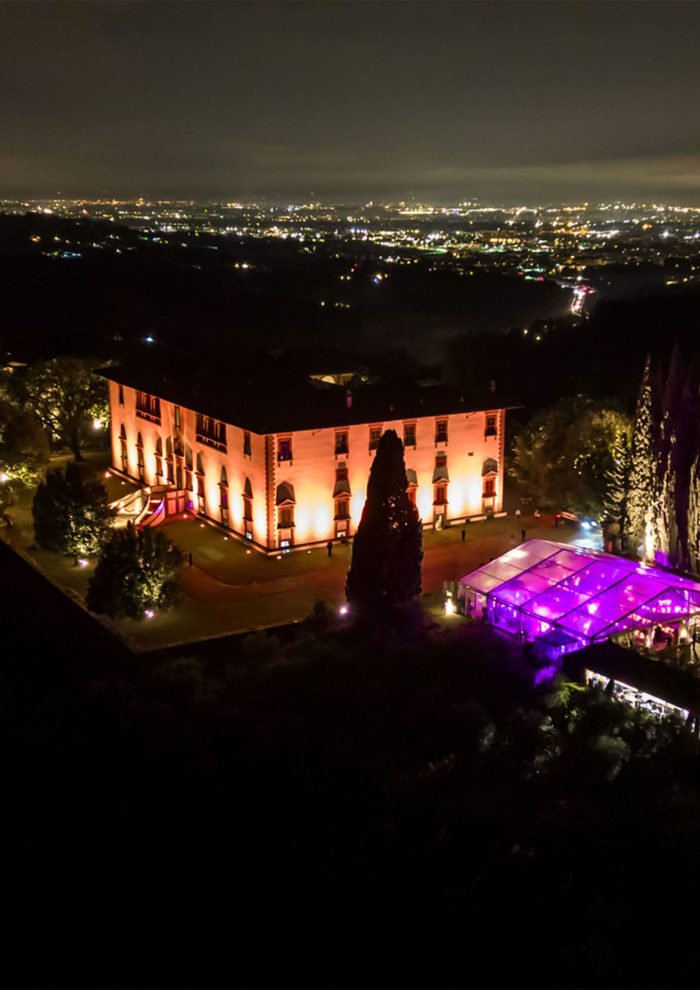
[403,423,416,447]
[335,431,349,456]
[174,406,181,430]
[196,413,227,452]
[369,426,382,451]
[434,484,447,506]
[243,496,253,522]
[335,498,349,520]
[278,437,293,461]
[483,478,496,497]
[407,487,416,507]
[243,431,251,457]
[435,451,447,469]
[485,415,497,437]
[135,391,161,424]
[118,384,125,406]
[435,419,448,443]
[279,506,294,528]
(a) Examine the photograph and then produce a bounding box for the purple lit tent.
[459,539,700,656]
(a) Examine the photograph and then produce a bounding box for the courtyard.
[1,452,597,651]
[2,474,596,652]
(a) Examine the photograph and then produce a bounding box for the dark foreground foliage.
[3,541,700,988]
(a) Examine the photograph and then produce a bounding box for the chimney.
[346,388,353,409]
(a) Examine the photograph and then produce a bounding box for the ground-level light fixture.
[144,609,155,619]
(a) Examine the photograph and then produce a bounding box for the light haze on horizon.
[2,0,700,203]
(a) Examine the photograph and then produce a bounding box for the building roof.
[460,539,700,644]
[98,354,517,435]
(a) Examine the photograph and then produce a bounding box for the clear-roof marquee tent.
[459,539,700,653]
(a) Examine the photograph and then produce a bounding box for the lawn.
[162,516,354,585]
[1,451,597,651]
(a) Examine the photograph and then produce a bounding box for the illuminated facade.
[104,364,508,552]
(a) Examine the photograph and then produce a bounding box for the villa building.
[102,357,511,552]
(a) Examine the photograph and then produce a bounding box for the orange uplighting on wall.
[447,483,464,516]
[467,478,483,514]
[107,377,507,552]
[313,503,332,538]
[417,488,432,522]
[351,492,367,522]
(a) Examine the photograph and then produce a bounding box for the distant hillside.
[0,211,569,366]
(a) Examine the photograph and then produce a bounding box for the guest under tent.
[459,539,700,661]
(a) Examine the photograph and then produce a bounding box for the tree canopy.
[0,397,50,488]
[11,357,109,459]
[510,396,632,517]
[346,428,423,615]
[87,523,184,620]
[620,343,700,571]
[32,461,114,558]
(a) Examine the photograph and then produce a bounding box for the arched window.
[154,436,163,478]
[482,458,498,501]
[219,466,229,524]
[164,437,174,484]
[276,481,295,547]
[184,445,193,491]
[119,424,128,473]
[242,478,253,539]
[136,432,145,482]
[195,453,205,513]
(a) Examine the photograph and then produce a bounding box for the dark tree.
[346,428,423,614]
[0,398,50,488]
[13,357,108,460]
[32,461,114,559]
[87,523,184,620]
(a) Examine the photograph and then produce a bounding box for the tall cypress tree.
[623,356,656,555]
[603,427,630,526]
[687,455,700,574]
[346,429,423,614]
[670,355,700,570]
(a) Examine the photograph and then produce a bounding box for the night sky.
[3,0,700,202]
